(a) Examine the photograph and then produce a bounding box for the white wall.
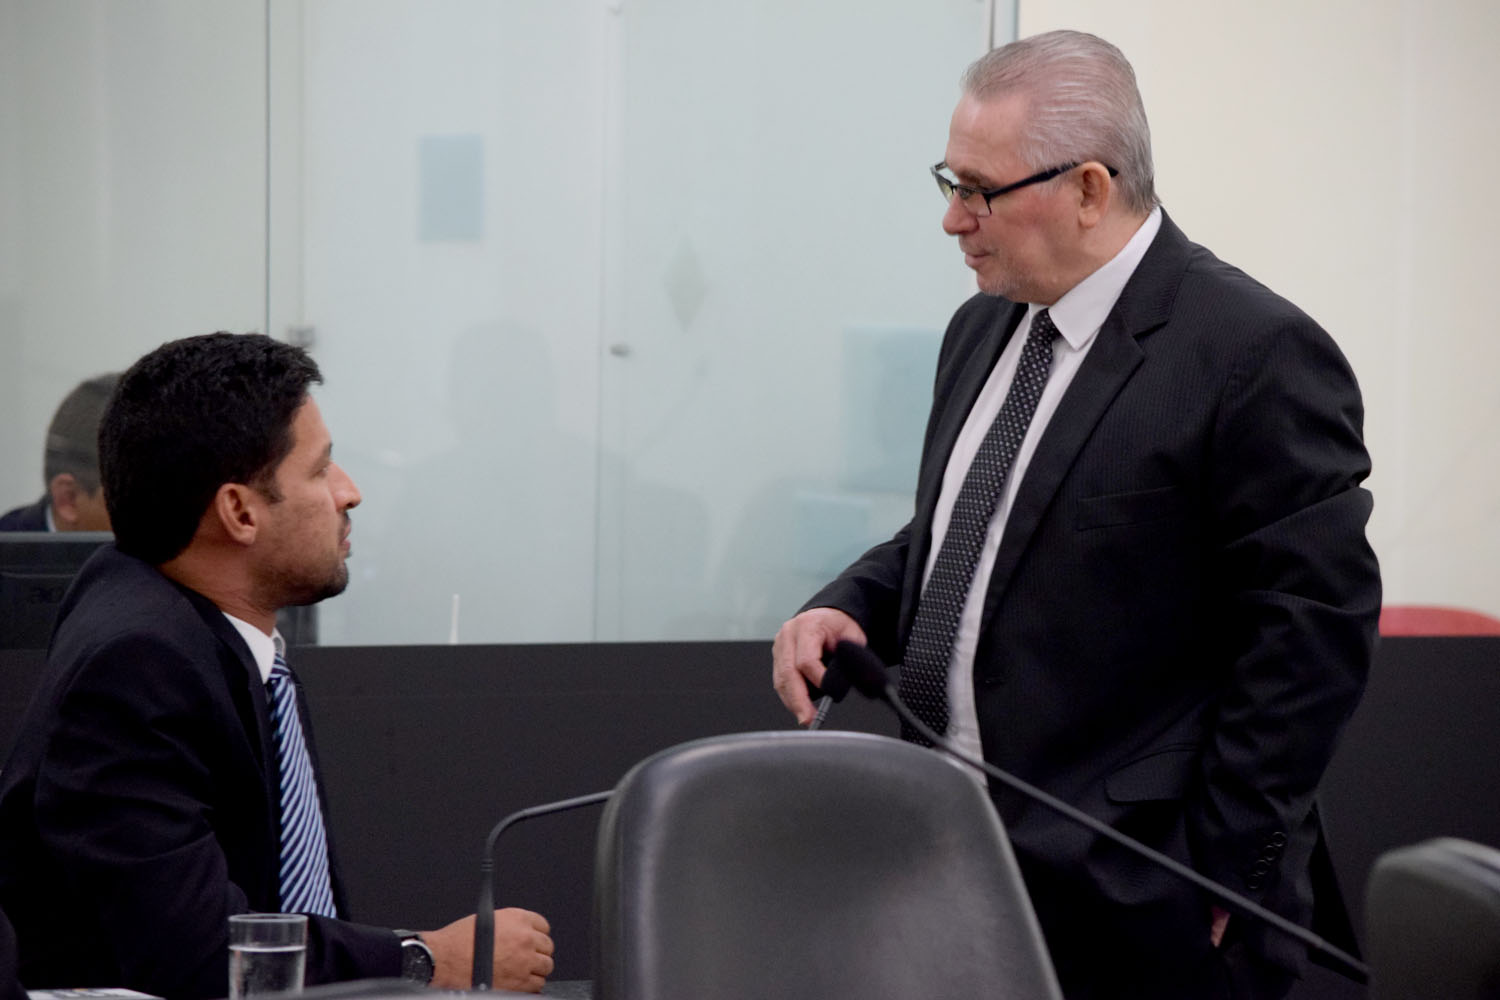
[1015,0,1500,615]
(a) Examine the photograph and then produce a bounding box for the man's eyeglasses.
[931,161,1119,217]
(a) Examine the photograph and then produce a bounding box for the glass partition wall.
[9,2,1500,643]
[1,0,998,644]
[277,0,996,644]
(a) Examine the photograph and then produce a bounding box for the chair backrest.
[1366,837,1500,999]
[592,730,1062,1000]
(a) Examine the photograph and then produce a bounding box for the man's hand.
[772,607,868,725]
[1210,906,1230,948]
[420,908,554,992]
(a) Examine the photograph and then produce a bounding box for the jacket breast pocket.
[1076,485,1187,531]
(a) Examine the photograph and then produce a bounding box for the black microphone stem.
[886,690,1370,984]
[471,790,612,989]
[807,695,834,731]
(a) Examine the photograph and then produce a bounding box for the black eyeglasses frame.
[931,160,1119,215]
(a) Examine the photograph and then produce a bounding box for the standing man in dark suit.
[0,373,119,533]
[772,31,1380,1000]
[0,333,554,999]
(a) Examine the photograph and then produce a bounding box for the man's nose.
[942,195,977,235]
[332,462,362,510]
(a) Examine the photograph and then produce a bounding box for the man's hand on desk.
[421,909,553,992]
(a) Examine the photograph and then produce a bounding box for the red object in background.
[1379,605,1500,636]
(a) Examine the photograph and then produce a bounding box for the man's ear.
[47,474,85,528]
[1075,161,1114,228]
[210,482,264,547]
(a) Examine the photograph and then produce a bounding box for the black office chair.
[592,730,1062,1000]
[1366,837,1500,1000]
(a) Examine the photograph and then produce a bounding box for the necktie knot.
[1030,307,1059,342]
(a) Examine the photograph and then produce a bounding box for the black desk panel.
[3,637,1496,986]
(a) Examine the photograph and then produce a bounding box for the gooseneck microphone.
[804,656,853,731]
[471,790,612,989]
[825,640,1370,985]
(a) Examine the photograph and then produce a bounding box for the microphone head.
[831,640,891,699]
[814,658,852,703]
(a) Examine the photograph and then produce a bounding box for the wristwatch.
[394,930,435,985]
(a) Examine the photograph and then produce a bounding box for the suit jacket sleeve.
[34,631,398,999]
[1189,312,1380,898]
[800,522,912,666]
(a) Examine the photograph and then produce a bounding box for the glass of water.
[228,913,308,999]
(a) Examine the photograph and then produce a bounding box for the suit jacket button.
[1270,832,1287,847]
[1246,874,1265,890]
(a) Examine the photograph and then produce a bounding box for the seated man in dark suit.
[0,333,554,998]
[0,373,119,532]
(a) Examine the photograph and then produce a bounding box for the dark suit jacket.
[0,544,399,999]
[806,213,1380,998]
[0,497,48,532]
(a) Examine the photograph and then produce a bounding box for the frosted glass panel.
[291,0,990,644]
[594,0,990,640]
[292,0,609,644]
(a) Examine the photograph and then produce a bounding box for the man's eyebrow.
[950,165,998,188]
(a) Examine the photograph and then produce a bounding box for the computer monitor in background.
[0,532,113,649]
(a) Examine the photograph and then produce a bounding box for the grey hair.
[961,30,1159,215]
[44,372,120,493]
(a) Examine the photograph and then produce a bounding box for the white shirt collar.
[222,613,282,685]
[44,502,56,532]
[1035,206,1163,349]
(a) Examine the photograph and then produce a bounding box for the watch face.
[401,938,435,984]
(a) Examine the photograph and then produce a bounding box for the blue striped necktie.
[267,645,338,917]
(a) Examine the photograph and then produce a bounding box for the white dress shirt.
[223,612,281,685]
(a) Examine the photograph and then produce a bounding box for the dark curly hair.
[100,332,322,564]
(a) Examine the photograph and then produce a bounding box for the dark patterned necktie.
[898,309,1060,745]
[267,647,338,917]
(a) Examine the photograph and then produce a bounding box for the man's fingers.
[773,662,816,725]
[771,629,817,724]
[772,608,872,726]
[795,626,831,689]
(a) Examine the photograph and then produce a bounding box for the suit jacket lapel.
[183,589,282,830]
[977,213,1195,627]
[901,300,1026,639]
